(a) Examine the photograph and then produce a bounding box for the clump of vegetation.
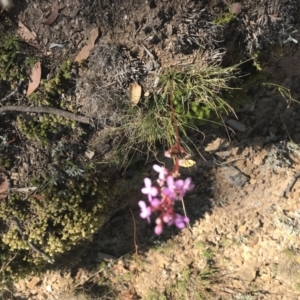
[30,60,73,106]
[161,63,239,122]
[0,18,36,91]
[0,171,111,278]
[17,60,77,143]
[118,57,240,158]
[17,114,76,144]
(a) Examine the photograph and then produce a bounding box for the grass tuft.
[116,55,241,162]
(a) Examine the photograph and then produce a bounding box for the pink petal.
[153,164,162,172]
[144,178,152,188]
[138,201,146,209]
[150,198,161,207]
[154,218,163,235]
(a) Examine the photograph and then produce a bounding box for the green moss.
[34,59,73,104]
[214,12,236,25]
[17,113,75,145]
[18,60,76,143]
[0,172,111,278]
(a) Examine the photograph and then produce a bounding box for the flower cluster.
[138,165,194,235]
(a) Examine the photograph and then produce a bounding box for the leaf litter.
[18,21,36,42]
[26,61,41,96]
[75,27,99,62]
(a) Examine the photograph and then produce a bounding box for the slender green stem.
[169,78,180,150]
[168,77,183,174]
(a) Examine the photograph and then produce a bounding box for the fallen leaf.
[85,150,95,159]
[0,173,8,199]
[178,159,196,168]
[42,6,59,25]
[88,27,99,45]
[18,21,36,42]
[26,277,41,290]
[128,83,142,105]
[205,137,226,152]
[75,27,99,62]
[27,61,41,97]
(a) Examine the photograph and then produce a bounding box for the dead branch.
[0,105,92,125]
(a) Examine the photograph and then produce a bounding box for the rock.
[221,166,249,186]
[226,119,247,132]
[237,266,257,282]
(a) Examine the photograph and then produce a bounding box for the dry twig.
[0,105,92,125]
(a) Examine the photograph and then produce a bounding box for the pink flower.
[162,176,176,200]
[173,214,190,229]
[139,165,194,235]
[149,197,161,207]
[138,201,151,222]
[175,177,194,198]
[141,178,158,200]
[153,164,168,186]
